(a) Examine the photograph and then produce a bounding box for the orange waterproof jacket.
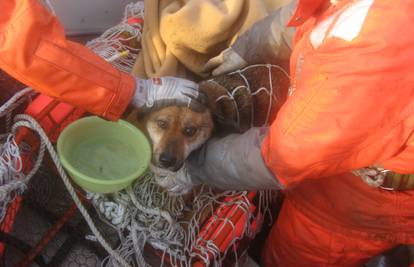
[262,0,414,237]
[0,0,135,120]
[262,0,414,187]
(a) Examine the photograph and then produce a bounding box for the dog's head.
[140,106,213,171]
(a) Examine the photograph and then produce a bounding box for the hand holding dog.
[131,77,206,112]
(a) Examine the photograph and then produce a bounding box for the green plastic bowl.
[57,116,151,193]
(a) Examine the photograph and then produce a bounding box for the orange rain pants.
[261,0,414,266]
[0,0,135,120]
[263,174,414,267]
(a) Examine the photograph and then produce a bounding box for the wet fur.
[126,106,213,171]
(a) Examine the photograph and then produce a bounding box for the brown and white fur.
[127,106,214,173]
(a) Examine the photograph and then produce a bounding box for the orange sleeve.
[261,2,414,187]
[0,0,135,120]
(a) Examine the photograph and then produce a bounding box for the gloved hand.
[204,0,296,76]
[131,76,205,112]
[204,48,248,77]
[155,127,283,195]
[352,166,388,187]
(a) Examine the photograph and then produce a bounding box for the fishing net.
[88,175,277,267]
[85,2,144,72]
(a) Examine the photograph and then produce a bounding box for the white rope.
[131,221,151,267]
[11,114,131,267]
[0,87,38,221]
[0,87,34,117]
[0,87,35,137]
[0,136,22,184]
[88,192,127,226]
[127,185,175,226]
[0,135,30,222]
[0,133,44,194]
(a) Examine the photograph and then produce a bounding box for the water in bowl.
[68,137,139,180]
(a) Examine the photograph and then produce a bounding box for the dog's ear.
[135,108,148,121]
[123,108,148,134]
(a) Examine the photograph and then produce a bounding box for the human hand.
[131,77,206,112]
[352,166,388,187]
[204,48,247,76]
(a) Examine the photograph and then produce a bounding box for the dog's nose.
[158,153,177,168]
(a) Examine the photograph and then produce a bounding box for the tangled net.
[88,175,276,267]
[86,2,144,72]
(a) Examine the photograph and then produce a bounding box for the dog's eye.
[183,127,197,137]
[157,120,168,129]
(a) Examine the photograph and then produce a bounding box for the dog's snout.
[158,153,177,168]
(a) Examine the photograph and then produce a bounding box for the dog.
[127,105,214,172]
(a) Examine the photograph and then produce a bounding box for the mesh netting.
[85,2,144,73]
[88,174,276,267]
